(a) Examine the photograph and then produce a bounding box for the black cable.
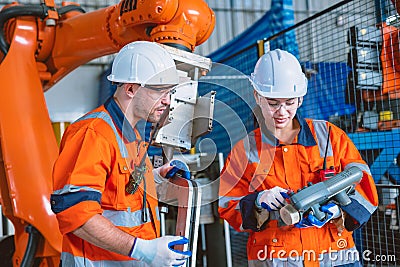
[140,121,160,223]
[0,4,85,56]
[322,126,332,171]
[0,4,48,55]
[125,119,163,222]
[20,225,42,267]
[57,5,85,16]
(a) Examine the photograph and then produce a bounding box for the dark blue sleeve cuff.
[341,198,372,231]
[240,191,267,232]
[51,191,102,214]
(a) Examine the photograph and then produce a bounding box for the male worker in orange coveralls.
[51,41,191,267]
[219,49,378,267]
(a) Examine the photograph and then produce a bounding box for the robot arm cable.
[0,3,85,56]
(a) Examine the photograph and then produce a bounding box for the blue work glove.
[165,159,191,179]
[130,236,192,267]
[255,186,289,211]
[295,202,341,228]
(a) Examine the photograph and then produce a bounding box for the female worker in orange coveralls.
[50,41,191,267]
[218,49,378,267]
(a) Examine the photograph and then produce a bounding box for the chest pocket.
[116,159,146,209]
[115,160,130,209]
[101,160,130,210]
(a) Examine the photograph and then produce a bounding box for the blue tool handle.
[168,237,192,257]
[166,159,191,179]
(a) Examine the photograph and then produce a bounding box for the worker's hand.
[256,186,289,211]
[153,164,172,184]
[330,211,346,236]
[153,160,190,183]
[165,159,191,179]
[295,203,341,228]
[130,236,191,267]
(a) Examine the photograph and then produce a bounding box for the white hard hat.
[107,41,179,87]
[250,49,307,98]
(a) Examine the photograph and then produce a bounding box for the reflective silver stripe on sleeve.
[350,190,377,214]
[318,247,360,266]
[218,196,243,208]
[244,133,260,163]
[61,252,147,266]
[52,184,101,195]
[75,111,128,158]
[312,120,333,158]
[103,207,152,227]
[345,162,372,176]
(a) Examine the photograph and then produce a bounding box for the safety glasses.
[142,84,176,92]
[259,96,300,112]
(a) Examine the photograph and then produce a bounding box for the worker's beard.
[147,104,168,123]
[147,113,158,123]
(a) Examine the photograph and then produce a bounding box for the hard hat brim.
[143,84,178,91]
[255,88,307,98]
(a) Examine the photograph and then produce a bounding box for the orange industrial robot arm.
[0,0,214,266]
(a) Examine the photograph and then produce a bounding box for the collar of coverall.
[105,97,143,143]
[260,113,317,147]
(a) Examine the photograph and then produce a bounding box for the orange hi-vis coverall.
[51,97,160,266]
[219,114,378,267]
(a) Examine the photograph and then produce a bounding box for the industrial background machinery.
[0,0,215,265]
[1,0,400,266]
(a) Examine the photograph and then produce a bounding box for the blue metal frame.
[348,128,400,182]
